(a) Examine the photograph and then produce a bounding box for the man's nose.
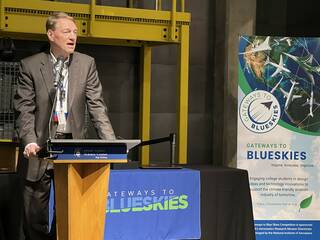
[69,32,77,40]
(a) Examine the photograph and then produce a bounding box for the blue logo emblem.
[240,90,281,133]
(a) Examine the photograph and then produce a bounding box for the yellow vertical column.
[171,0,176,41]
[139,45,152,165]
[180,0,185,12]
[156,0,162,11]
[89,0,96,36]
[128,0,134,8]
[177,25,189,164]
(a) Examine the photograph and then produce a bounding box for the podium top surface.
[48,139,141,150]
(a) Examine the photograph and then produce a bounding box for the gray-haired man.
[14,12,115,239]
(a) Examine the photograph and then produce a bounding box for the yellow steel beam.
[0,0,190,44]
[93,5,190,22]
[177,24,189,164]
[0,31,146,47]
[171,0,177,42]
[0,0,90,35]
[139,45,152,165]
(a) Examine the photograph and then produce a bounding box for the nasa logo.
[239,90,281,133]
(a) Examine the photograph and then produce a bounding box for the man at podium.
[14,12,115,240]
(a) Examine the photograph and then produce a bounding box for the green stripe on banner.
[238,63,252,94]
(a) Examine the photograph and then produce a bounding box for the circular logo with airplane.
[240,90,281,133]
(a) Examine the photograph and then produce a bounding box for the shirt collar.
[50,49,70,66]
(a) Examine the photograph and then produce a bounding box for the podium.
[47,139,140,240]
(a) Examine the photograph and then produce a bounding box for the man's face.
[47,18,78,58]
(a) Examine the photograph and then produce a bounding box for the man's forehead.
[55,18,77,29]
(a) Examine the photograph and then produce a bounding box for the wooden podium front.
[48,139,140,240]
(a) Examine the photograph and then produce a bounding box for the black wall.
[256,0,320,37]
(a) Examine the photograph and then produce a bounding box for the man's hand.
[23,143,41,159]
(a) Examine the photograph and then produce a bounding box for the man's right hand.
[23,143,41,159]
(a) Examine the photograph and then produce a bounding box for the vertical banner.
[237,36,320,240]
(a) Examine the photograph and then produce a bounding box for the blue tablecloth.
[105,168,201,240]
[50,168,201,240]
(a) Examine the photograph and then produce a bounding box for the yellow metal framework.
[0,0,190,164]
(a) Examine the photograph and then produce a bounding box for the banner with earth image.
[237,35,320,239]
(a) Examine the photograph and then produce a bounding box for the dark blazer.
[14,51,115,181]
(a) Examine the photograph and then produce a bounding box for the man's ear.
[47,29,54,41]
